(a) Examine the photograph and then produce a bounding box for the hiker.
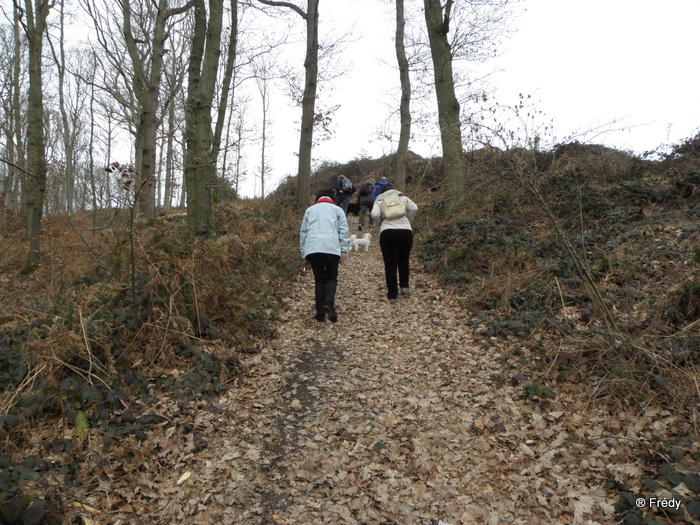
[371,183,418,302]
[357,178,375,231]
[300,189,350,322]
[334,174,354,215]
[370,176,390,202]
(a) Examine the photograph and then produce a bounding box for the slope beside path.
[93,216,640,525]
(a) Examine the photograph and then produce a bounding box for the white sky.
[240,0,700,197]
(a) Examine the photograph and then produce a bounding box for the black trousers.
[305,253,340,315]
[358,198,374,227]
[379,229,413,299]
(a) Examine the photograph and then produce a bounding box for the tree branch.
[163,0,196,20]
[257,0,306,19]
[11,1,29,35]
[442,0,453,33]
[0,157,38,179]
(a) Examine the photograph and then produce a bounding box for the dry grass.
[0,198,301,421]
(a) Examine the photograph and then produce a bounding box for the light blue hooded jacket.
[300,199,350,258]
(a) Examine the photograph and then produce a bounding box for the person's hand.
[340,253,347,264]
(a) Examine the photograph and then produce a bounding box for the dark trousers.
[358,199,374,227]
[305,253,340,315]
[335,194,349,214]
[379,229,413,299]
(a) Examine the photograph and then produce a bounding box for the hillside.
[1,136,700,523]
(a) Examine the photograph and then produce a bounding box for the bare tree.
[161,28,189,211]
[47,1,79,214]
[15,0,52,269]
[423,0,464,212]
[212,0,239,160]
[0,16,25,210]
[184,0,225,235]
[163,88,178,211]
[394,0,410,192]
[11,5,25,211]
[253,54,275,198]
[394,0,514,206]
[224,94,251,196]
[124,0,194,219]
[257,0,319,208]
[0,22,21,210]
[79,0,193,220]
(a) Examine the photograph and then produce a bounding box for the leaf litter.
[75,215,692,525]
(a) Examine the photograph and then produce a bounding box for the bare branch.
[442,0,453,33]
[163,0,196,18]
[257,0,306,19]
[0,157,37,179]
[11,1,29,35]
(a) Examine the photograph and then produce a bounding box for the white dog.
[350,233,371,252]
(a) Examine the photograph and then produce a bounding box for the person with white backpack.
[371,183,418,303]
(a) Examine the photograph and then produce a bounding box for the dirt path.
[96,217,633,524]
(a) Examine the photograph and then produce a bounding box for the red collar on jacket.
[316,197,335,204]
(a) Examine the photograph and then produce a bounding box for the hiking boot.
[388,298,397,304]
[399,287,411,295]
[324,305,338,323]
[314,313,325,322]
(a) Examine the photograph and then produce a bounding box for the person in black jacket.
[334,174,354,215]
[357,178,375,231]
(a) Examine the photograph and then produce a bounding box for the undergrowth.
[0,197,301,523]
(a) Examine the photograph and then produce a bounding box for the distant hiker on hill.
[357,178,375,231]
[370,176,390,202]
[335,174,355,215]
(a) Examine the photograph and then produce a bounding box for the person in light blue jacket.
[300,189,350,322]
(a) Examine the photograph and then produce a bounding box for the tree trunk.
[164,98,176,211]
[122,0,192,220]
[256,0,320,207]
[22,0,51,269]
[212,0,238,160]
[88,79,98,225]
[259,93,268,198]
[394,0,410,192]
[255,56,273,199]
[8,3,24,211]
[232,104,246,195]
[104,111,114,210]
[55,1,76,214]
[423,0,465,211]
[184,0,224,235]
[297,0,319,208]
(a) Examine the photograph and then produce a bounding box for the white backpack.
[381,192,406,220]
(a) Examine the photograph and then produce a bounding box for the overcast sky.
[240,0,700,197]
